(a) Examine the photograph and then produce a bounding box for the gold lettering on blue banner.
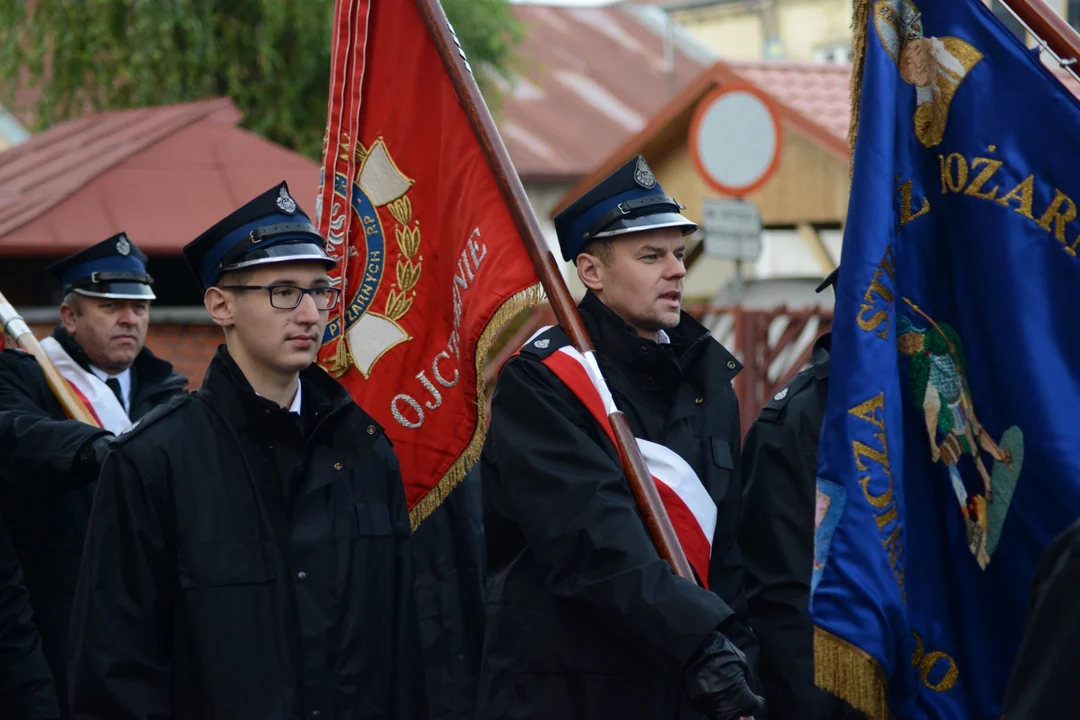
[897,178,930,228]
[857,247,896,340]
[931,145,1080,257]
[996,174,1035,220]
[911,632,960,692]
[849,392,906,599]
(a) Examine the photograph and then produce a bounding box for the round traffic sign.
[689,84,783,197]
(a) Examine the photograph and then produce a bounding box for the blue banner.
[813,1,1080,717]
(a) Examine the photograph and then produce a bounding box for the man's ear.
[59,303,78,335]
[204,288,235,329]
[576,253,605,292]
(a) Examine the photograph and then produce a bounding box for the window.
[991,0,1027,40]
[1069,0,1080,31]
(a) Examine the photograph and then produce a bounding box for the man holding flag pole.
[311,0,766,718]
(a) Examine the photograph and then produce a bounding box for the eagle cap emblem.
[276,186,297,214]
[634,156,657,189]
[115,234,131,256]
[774,387,789,401]
[534,339,550,349]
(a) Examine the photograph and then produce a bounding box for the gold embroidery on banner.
[898,298,1024,569]
[848,392,906,597]
[408,282,546,530]
[896,178,930,228]
[1035,189,1077,246]
[873,0,984,148]
[996,174,1036,220]
[857,246,896,340]
[939,153,968,194]
[962,156,1003,201]
[911,631,960,692]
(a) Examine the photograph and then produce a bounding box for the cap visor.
[592,212,698,239]
[224,242,338,273]
[74,284,156,300]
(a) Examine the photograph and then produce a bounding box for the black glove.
[684,632,766,720]
[75,433,115,484]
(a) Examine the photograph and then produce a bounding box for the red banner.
[316,0,542,527]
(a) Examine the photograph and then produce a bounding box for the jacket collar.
[51,323,187,395]
[198,344,381,442]
[577,291,740,383]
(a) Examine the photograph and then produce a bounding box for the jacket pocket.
[712,437,734,470]
[708,436,736,504]
[179,540,275,588]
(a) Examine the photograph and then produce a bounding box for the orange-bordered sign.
[688,84,783,197]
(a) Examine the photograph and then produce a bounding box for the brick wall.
[3,323,223,390]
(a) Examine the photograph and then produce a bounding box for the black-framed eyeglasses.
[220,285,342,311]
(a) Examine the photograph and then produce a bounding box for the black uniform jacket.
[740,334,864,720]
[1001,516,1080,718]
[0,513,60,719]
[68,347,426,720]
[477,291,757,720]
[0,325,186,715]
[739,333,829,720]
[411,468,486,720]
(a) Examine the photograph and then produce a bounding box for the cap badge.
[634,156,657,189]
[774,387,789,401]
[115,234,131,256]
[534,339,550,349]
[276,186,297,214]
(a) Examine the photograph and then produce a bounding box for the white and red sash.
[534,337,718,588]
[39,337,132,434]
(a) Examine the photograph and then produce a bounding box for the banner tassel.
[814,626,895,720]
[848,0,872,180]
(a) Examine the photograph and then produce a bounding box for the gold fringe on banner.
[848,0,873,180]
[408,282,546,530]
[815,626,895,720]
[822,3,892,717]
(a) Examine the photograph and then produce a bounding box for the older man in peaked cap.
[0,233,187,718]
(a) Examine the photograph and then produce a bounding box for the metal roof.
[500,2,706,180]
[0,98,320,255]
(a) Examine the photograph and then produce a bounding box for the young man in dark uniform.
[0,235,186,717]
[68,182,426,720]
[478,156,764,720]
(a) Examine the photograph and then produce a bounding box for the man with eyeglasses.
[68,181,427,720]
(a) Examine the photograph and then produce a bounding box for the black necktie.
[105,377,125,409]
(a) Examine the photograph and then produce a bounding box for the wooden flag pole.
[0,291,100,427]
[414,0,697,585]
[1001,0,1080,74]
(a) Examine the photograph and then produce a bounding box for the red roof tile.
[500,3,705,181]
[727,61,853,147]
[0,98,320,255]
[727,59,1080,149]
